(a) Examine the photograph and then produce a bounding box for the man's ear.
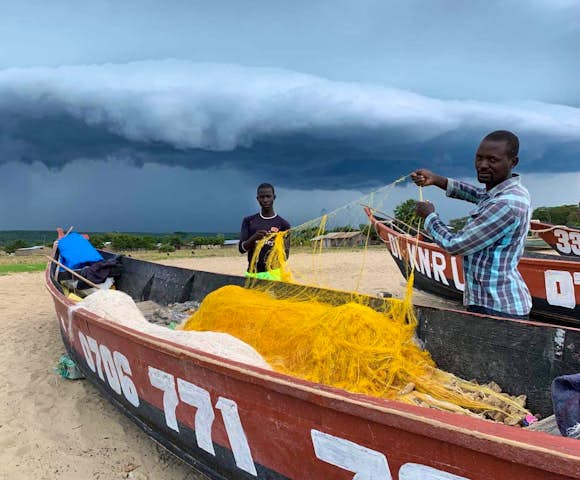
[511,156,519,169]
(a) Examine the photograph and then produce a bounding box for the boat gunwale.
[371,217,580,267]
[530,221,580,233]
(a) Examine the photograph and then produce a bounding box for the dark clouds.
[1,1,579,231]
[1,158,577,232]
[1,61,579,231]
[1,61,579,190]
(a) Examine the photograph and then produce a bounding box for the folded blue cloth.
[552,373,580,437]
[58,232,103,270]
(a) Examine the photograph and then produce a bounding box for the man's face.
[475,139,518,189]
[257,187,275,209]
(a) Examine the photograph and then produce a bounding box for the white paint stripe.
[216,397,257,476]
[177,378,216,455]
[58,312,67,334]
[311,429,391,480]
[67,304,83,335]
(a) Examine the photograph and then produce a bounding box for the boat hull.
[530,221,580,258]
[368,214,580,325]
[46,254,580,479]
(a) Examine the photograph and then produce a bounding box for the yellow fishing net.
[183,177,531,425]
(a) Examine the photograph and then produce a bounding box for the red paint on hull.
[46,265,580,479]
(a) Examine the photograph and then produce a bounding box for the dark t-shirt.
[239,213,291,272]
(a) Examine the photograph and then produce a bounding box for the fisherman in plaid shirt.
[412,130,532,319]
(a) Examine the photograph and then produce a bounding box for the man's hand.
[415,201,435,219]
[411,169,448,190]
[242,230,269,251]
[251,230,269,241]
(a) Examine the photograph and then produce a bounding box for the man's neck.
[485,174,513,191]
[260,208,276,218]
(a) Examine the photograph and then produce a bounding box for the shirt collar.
[487,174,521,198]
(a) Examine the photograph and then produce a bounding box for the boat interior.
[49,250,580,426]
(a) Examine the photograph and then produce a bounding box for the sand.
[0,249,453,479]
[160,249,456,308]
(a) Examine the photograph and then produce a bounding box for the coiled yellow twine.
[183,232,530,424]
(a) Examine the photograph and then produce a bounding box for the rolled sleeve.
[424,212,438,230]
[446,178,486,204]
[446,178,459,197]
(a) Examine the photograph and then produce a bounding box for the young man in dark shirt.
[239,183,291,279]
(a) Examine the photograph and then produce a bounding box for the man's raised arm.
[412,169,485,205]
[411,169,448,190]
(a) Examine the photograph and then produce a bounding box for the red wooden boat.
[366,209,580,326]
[530,221,580,258]
[46,248,580,479]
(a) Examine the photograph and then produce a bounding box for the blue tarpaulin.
[58,232,103,270]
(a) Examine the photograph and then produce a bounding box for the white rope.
[530,223,580,233]
[291,174,411,232]
[567,423,580,439]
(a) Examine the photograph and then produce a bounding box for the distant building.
[310,231,366,248]
[15,245,49,256]
[223,239,240,248]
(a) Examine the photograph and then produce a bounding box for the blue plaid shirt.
[424,175,532,315]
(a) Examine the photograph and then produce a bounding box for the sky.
[1,0,579,232]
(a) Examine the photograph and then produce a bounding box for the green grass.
[0,263,47,275]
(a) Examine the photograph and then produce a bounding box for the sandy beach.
[0,249,454,480]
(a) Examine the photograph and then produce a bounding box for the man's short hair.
[484,130,519,158]
[257,183,275,194]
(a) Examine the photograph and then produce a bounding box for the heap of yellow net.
[183,230,530,425]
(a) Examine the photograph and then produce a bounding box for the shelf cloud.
[1,61,579,189]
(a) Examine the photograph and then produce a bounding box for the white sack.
[80,290,271,370]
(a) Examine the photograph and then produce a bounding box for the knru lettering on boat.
[388,233,465,291]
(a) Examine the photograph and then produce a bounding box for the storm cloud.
[1,61,579,190]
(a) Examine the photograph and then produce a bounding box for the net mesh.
[183,176,531,425]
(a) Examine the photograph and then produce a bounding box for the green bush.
[192,236,224,246]
[532,204,579,227]
[158,243,176,253]
[449,216,468,232]
[2,239,28,254]
[394,199,422,229]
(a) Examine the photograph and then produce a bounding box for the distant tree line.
[0,232,230,254]
[2,204,578,255]
[532,204,579,227]
[88,233,226,251]
[0,230,56,247]
[447,204,580,232]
